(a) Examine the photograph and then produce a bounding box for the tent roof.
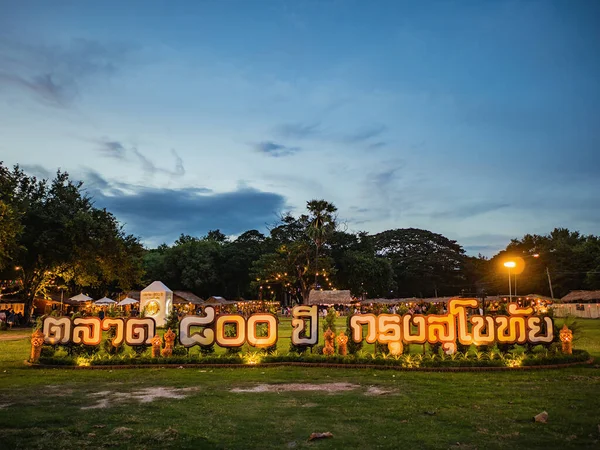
[204,296,236,305]
[117,297,139,306]
[307,290,355,305]
[141,281,172,293]
[173,291,205,305]
[70,293,93,302]
[561,290,600,303]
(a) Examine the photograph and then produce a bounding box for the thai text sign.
[41,299,553,352]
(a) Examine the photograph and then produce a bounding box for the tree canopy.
[0,163,144,319]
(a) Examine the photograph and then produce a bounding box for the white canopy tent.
[117,297,139,306]
[69,293,92,302]
[94,297,116,306]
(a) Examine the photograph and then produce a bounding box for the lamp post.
[504,261,516,302]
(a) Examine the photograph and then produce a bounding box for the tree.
[0,199,22,270]
[489,228,600,298]
[306,200,337,289]
[0,163,144,320]
[336,250,395,298]
[372,228,466,297]
[251,203,338,304]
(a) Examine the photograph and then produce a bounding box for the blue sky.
[1,0,599,255]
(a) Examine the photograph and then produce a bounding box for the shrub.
[322,307,337,333]
[132,345,149,357]
[199,344,215,356]
[40,345,55,358]
[289,342,310,354]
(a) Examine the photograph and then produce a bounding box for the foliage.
[0,163,144,320]
[371,228,466,298]
[322,307,337,333]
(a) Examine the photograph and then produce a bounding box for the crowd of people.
[0,308,23,328]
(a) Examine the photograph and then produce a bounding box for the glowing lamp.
[504,261,516,268]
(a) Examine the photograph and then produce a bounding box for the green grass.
[1,318,600,449]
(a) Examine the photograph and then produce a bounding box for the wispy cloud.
[98,140,127,159]
[0,37,134,107]
[254,141,301,157]
[273,122,321,139]
[431,202,510,219]
[341,125,387,144]
[20,164,53,179]
[271,121,387,148]
[96,138,186,176]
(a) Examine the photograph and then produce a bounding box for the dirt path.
[0,333,29,341]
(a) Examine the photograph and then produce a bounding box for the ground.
[0,318,599,449]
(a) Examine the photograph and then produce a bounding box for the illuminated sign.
[40,299,553,353]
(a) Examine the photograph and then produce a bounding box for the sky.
[1,0,599,255]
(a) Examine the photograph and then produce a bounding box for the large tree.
[0,164,144,320]
[488,228,600,298]
[372,228,466,298]
[0,199,22,270]
[251,202,338,304]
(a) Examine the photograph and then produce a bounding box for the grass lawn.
[1,318,599,449]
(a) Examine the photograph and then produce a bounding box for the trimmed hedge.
[36,349,590,369]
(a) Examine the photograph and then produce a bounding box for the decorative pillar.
[323,328,335,356]
[336,331,348,356]
[151,334,162,358]
[30,329,45,363]
[388,341,404,356]
[161,328,176,357]
[560,325,573,355]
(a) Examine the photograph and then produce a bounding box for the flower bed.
[35,349,591,370]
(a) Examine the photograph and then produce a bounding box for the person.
[98,309,105,320]
[7,309,15,329]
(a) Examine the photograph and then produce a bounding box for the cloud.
[20,164,53,179]
[98,140,127,159]
[0,37,134,107]
[0,72,69,107]
[254,141,301,157]
[171,149,185,176]
[83,171,287,245]
[368,141,387,150]
[431,202,510,219]
[341,125,387,144]
[96,138,186,177]
[274,122,321,139]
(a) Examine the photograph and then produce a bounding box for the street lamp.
[504,261,516,301]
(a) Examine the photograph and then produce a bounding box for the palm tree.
[306,200,337,290]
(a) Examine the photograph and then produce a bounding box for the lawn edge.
[25,358,594,371]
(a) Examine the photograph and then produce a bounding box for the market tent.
[203,296,236,305]
[94,297,116,305]
[561,290,600,303]
[306,290,355,305]
[173,291,205,305]
[69,293,92,302]
[117,297,138,306]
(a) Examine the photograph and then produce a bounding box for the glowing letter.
[291,305,318,346]
[402,314,426,344]
[247,314,278,348]
[72,317,102,346]
[215,315,246,347]
[42,317,71,345]
[179,307,215,347]
[101,318,125,346]
[470,316,495,346]
[377,314,401,344]
[350,314,377,343]
[527,316,554,344]
[448,298,478,346]
[125,318,155,345]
